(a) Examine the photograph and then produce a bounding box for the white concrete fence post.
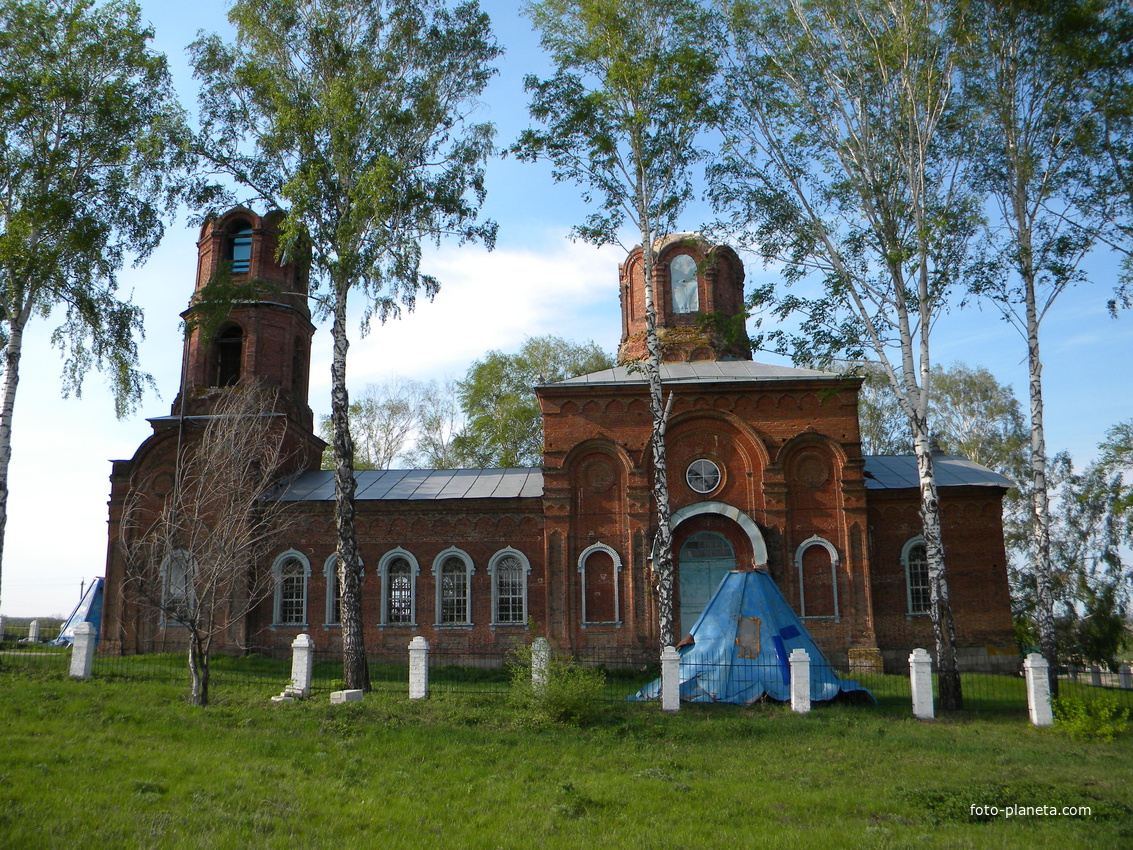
[0,614,6,641]
[1023,652,1054,727]
[1090,665,1103,687]
[272,633,315,701]
[69,622,96,679]
[409,636,430,700]
[1120,664,1132,690]
[290,633,315,697]
[660,645,680,712]
[909,648,935,720]
[789,648,811,714]
[1068,663,1079,683]
[531,637,551,693]
[28,619,39,643]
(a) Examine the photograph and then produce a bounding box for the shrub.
[508,644,606,726]
[1052,693,1130,742]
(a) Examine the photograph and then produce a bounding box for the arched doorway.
[678,531,736,635]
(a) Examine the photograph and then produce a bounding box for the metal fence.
[3,638,1131,716]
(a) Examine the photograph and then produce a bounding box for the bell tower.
[618,235,751,363]
[174,207,316,433]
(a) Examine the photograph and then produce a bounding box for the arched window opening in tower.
[228,221,253,273]
[670,254,699,313]
[214,325,243,387]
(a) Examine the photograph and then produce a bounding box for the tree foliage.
[191,0,501,690]
[961,0,1118,683]
[715,0,977,709]
[120,384,298,706]
[453,335,613,467]
[0,0,190,614]
[517,0,719,649]
[319,378,425,470]
[858,361,1028,476]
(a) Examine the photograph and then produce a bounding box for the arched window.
[793,535,840,619]
[324,554,365,627]
[214,324,243,387]
[489,547,530,626]
[292,336,306,394]
[379,548,419,627]
[161,550,195,626]
[577,542,623,627]
[227,221,253,274]
[902,537,931,615]
[669,254,699,313]
[433,547,474,627]
[273,550,310,626]
[323,555,341,626]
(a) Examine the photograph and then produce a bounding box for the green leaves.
[516,0,720,248]
[0,0,191,415]
[455,335,613,467]
[192,0,501,322]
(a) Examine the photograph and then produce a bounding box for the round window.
[686,459,721,494]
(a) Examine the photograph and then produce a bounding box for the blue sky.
[2,0,1130,617]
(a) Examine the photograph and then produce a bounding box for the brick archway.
[654,501,769,567]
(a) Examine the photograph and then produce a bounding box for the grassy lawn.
[0,666,1130,849]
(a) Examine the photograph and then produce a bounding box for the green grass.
[0,667,1131,848]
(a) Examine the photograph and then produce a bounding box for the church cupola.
[617,235,751,363]
[174,207,316,431]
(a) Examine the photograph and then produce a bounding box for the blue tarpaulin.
[50,577,103,647]
[633,570,873,704]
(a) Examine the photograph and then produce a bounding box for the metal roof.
[272,455,1009,503]
[863,455,1014,490]
[546,360,837,387]
[274,468,544,502]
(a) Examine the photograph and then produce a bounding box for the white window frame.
[793,535,840,621]
[160,550,195,627]
[272,549,311,627]
[379,547,419,628]
[433,546,475,628]
[324,555,365,628]
[686,458,722,495]
[577,542,623,627]
[488,547,531,627]
[902,536,931,616]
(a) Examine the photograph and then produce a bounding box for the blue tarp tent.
[50,577,104,647]
[633,570,873,704]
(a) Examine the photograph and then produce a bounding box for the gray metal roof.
[546,360,837,387]
[863,455,1014,491]
[272,454,1009,503]
[274,468,544,502]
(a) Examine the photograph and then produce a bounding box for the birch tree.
[120,384,297,706]
[191,0,500,691]
[962,0,1111,689]
[0,0,187,614]
[713,0,978,708]
[515,0,719,649]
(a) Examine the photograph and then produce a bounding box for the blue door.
[678,531,736,635]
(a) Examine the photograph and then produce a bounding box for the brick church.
[101,208,1017,670]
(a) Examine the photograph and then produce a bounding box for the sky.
[3,0,1131,617]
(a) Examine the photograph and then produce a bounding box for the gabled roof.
[544,360,838,388]
[863,454,1014,490]
[270,454,1008,503]
[273,468,543,502]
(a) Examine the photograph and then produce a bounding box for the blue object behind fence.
[633,570,874,705]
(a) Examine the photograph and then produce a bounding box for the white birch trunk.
[0,308,31,617]
[1025,282,1057,693]
[913,427,963,710]
[639,226,676,650]
[330,285,369,692]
